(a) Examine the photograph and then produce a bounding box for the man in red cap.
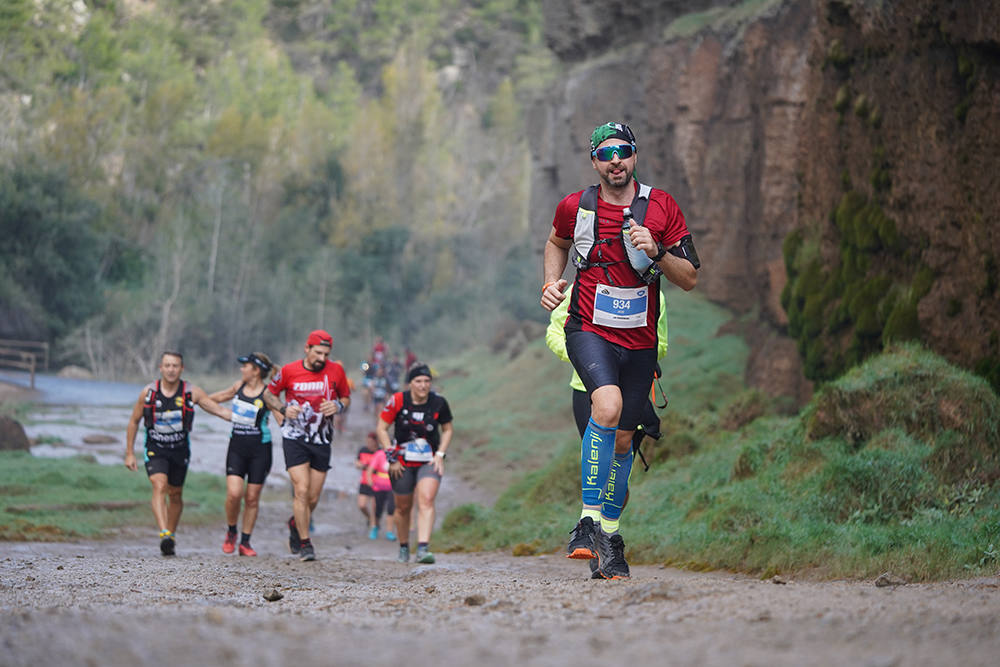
[268,329,351,561]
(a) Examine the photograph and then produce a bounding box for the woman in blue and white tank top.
[209,352,281,556]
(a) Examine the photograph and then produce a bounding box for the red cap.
[306,329,333,347]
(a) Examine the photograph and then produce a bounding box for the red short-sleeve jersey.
[552,181,689,350]
[268,360,350,443]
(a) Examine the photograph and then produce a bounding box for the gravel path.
[3,389,1000,665]
[3,491,1000,666]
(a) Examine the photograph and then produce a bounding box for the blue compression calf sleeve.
[601,448,634,522]
[581,418,616,507]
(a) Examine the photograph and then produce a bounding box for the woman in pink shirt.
[366,446,396,541]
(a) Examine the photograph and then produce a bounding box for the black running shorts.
[225,438,273,485]
[144,442,190,487]
[566,330,656,431]
[358,483,375,497]
[390,462,441,495]
[374,489,395,518]
[282,436,332,472]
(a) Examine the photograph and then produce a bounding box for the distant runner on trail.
[376,363,453,564]
[355,431,377,535]
[540,121,699,579]
[208,352,284,557]
[364,438,397,542]
[124,351,232,557]
[268,329,351,562]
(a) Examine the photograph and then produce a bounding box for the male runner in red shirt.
[541,122,699,579]
[268,329,351,561]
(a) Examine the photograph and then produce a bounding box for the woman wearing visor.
[209,352,283,556]
[376,363,453,564]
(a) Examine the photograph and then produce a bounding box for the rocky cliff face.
[794,0,1000,386]
[533,0,1000,401]
[533,0,816,400]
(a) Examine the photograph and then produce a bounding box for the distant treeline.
[0,0,554,376]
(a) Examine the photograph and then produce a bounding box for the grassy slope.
[436,290,1000,580]
[435,286,746,500]
[434,287,750,548]
[0,452,227,540]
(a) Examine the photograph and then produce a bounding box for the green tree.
[0,163,104,338]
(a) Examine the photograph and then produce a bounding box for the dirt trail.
[2,399,1000,665]
[4,492,1000,666]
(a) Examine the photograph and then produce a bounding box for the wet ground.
[3,492,1000,667]
[2,375,1000,665]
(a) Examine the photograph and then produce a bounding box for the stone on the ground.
[0,415,31,451]
[57,365,94,379]
[875,572,907,587]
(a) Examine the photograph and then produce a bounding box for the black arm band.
[668,234,701,269]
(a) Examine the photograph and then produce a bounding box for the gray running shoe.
[595,530,630,579]
[397,545,410,562]
[589,557,602,580]
[566,516,597,559]
[415,546,436,564]
[299,542,316,562]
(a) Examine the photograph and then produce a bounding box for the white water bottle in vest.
[621,207,654,274]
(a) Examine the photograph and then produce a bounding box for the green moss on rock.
[883,299,920,344]
[783,188,935,384]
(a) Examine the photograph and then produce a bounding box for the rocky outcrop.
[0,415,31,451]
[534,0,1000,400]
[534,0,816,400]
[795,0,1000,383]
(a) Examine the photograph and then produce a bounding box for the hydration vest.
[571,182,662,285]
[142,380,195,432]
[392,391,447,448]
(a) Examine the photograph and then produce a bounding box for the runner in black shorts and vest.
[540,122,700,579]
[124,351,233,556]
[267,329,351,562]
[376,363,453,564]
[209,352,284,557]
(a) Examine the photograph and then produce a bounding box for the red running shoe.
[238,543,257,557]
[222,531,237,554]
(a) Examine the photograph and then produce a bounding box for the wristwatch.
[651,242,667,262]
[435,451,447,459]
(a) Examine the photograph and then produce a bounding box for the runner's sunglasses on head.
[238,353,271,375]
[592,143,635,161]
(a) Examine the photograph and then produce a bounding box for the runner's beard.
[310,360,325,372]
[601,163,632,189]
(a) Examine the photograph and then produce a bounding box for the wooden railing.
[0,340,48,389]
[0,339,48,370]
